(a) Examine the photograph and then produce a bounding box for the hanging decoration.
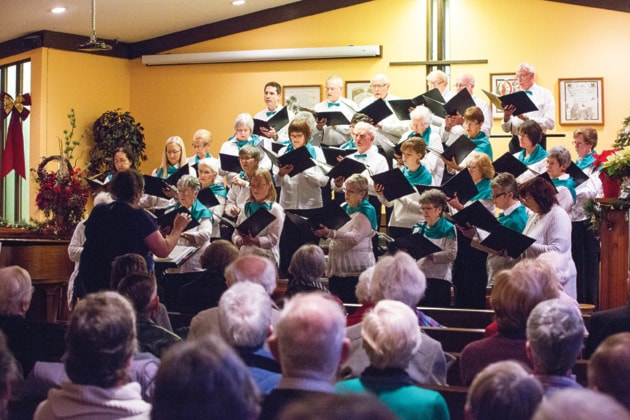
[0,92,31,179]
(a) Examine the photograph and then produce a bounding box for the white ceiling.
[1,0,301,44]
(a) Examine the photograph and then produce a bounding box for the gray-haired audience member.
[151,335,260,420]
[346,266,375,327]
[286,244,328,297]
[0,266,65,377]
[259,293,349,420]
[465,360,544,420]
[0,332,17,420]
[336,300,449,420]
[588,332,630,411]
[532,388,630,420]
[34,292,151,420]
[218,281,281,395]
[526,298,585,396]
[343,252,449,386]
[188,254,278,340]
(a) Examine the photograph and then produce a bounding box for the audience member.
[465,360,543,420]
[336,300,449,420]
[117,272,181,358]
[532,388,630,420]
[218,281,281,395]
[286,244,329,297]
[0,331,18,420]
[343,252,449,386]
[588,332,630,411]
[174,239,237,314]
[0,266,65,378]
[260,293,349,420]
[459,259,560,386]
[34,292,151,419]
[188,254,278,339]
[151,334,260,420]
[526,298,585,396]
[346,266,375,327]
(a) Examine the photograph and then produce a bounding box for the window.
[1,60,31,224]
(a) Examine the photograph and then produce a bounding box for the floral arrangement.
[32,109,90,237]
[598,146,630,179]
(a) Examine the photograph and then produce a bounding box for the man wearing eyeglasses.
[313,75,358,147]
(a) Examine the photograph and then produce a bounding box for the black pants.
[420,278,452,307]
[328,275,359,304]
[452,234,488,309]
[572,220,600,305]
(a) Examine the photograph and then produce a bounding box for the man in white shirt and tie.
[359,74,409,147]
[313,76,358,147]
[254,81,295,143]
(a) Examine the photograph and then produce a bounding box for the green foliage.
[87,109,147,176]
[613,115,630,149]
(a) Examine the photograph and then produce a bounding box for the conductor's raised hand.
[172,212,191,233]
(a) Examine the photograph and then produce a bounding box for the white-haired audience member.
[151,335,260,420]
[532,388,630,420]
[285,244,329,297]
[343,252,449,386]
[259,293,349,420]
[188,254,278,340]
[218,281,280,395]
[34,292,151,420]
[526,298,585,396]
[588,332,630,411]
[465,360,544,420]
[336,300,449,420]
[346,266,375,327]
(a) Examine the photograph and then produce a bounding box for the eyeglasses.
[239,156,254,161]
[345,189,363,195]
[370,83,388,89]
[454,83,469,89]
[421,206,436,211]
[492,192,506,199]
[166,150,181,155]
[572,141,587,146]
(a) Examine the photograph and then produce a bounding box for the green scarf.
[518,144,547,165]
[470,178,493,202]
[245,201,273,217]
[413,217,456,239]
[402,165,432,186]
[343,198,378,230]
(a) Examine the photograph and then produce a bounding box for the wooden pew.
[421,327,486,353]
[419,307,495,329]
[418,384,468,420]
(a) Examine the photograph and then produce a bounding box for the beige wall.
[2,0,629,216]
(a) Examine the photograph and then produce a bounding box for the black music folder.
[473,224,535,259]
[423,96,447,118]
[287,202,351,231]
[270,141,285,153]
[371,168,416,201]
[235,207,276,237]
[390,233,442,260]
[535,172,558,193]
[316,111,351,126]
[322,146,357,166]
[359,99,393,124]
[444,88,476,116]
[219,153,242,174]
[492,152,529,179]
[253,106,290,136]
[422,88,446,104]
[415,168,478,205]
[482,89,538,116]
[157,206,200,232]
[197,188,220,208]
[451,200,500,232]
[326,157,367,179]
[566,162,589,187]
[276,146,316,177]
[429,135,476,165]
[388,95,425,121]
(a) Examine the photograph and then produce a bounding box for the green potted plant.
[87,109,147,176]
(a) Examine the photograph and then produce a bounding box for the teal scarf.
[177,199,213,223]
[498,204,528,233]
[552,177,577,203]
[576,152,596,171]
[238,171,249,182]
[518,144,547,165]
[156,165,178,179]
[194,152,213,164]
[284,142,317,159]
[341,139,356,149]
[413,217,456,239]
[470,132,493,160]
[405,126,432,145]
[208,183,227,198]
[343,198,378,230]
[471,178,493,202]
[245,201,273,217]
[231,134,262,149]
[402,165,432,186]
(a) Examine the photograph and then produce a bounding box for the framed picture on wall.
[345,80,372,106]
[558,78,604,125]
[283,85,322,112]
[489,73,521,119]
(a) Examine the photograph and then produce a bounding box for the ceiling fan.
[78,0,112,52]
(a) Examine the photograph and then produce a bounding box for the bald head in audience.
[0,266,32,317]
[532,388,630,420]
[225,254,277,295]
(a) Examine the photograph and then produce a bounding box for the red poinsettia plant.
[32,109,90,237]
